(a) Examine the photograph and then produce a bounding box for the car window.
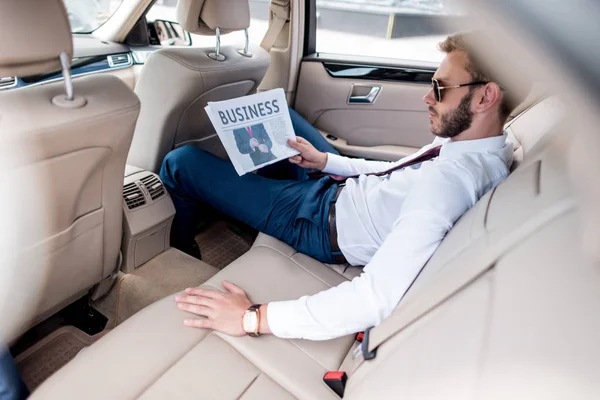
[63,0,124,33]
[146,0,268,47]
[315,0,465,63]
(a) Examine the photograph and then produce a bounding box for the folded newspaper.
[205,88,300,176]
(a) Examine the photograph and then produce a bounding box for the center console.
[121,165,175,273]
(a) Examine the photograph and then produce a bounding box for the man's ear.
[474,82,502,113]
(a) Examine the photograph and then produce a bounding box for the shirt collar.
[438,134,508,159]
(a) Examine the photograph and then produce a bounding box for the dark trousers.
[0,349,28,400]
[159,108,344,263]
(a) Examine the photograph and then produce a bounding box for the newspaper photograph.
[205,88,300,176]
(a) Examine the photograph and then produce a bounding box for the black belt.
[328,185,347,264]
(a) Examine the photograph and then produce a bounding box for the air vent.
[140,175,166,201]
[0,77,16,89]
[107,53,132,68]
[123,182,146,210]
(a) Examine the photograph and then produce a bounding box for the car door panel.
[294,59,436,160]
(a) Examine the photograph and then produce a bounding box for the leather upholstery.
[177,0,251,36]
[0,0,72,77]
[0,75,140,331]
[505,96,564,170]
[128,0,268,173]
[0,0,140,335]
[127,44,270,172]
[33,96,600,400]
[31,244,353,399]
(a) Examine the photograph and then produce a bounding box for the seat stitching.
[252,242,298,259]
[482,186,498,230]
[16,103,140,138]
[134,332,218,398]
[215,331,332,397]
[253,243,342,286]
[283,338,333,370]
[287,255,337,288]
[157,51,268,72]
[235,374,260,400]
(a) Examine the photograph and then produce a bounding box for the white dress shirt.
[267,134,513,340]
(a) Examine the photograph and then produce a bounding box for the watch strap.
[246,304,262,337]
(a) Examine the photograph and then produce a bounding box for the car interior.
[1,0,599,398]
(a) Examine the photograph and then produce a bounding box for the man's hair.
[438,32,527,120]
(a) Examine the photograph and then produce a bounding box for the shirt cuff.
[266,299,307,339]
[322,153,351,176]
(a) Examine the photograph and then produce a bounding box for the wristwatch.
[242,304,262,337]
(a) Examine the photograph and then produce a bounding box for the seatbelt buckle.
[352,326,377,361]
[323,371,347,397]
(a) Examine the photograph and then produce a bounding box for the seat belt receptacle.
[323,371,347,397]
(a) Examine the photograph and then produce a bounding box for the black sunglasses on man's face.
[431,78,488,102]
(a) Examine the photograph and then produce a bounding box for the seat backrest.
[126,0,270,173]
[0,0,140,335]
[343,98,600,398]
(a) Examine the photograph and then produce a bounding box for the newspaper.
[205,88,300,176]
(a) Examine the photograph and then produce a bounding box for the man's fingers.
[184,318,214,330]
[185,287,224,299]
[175,295,217,308]
[288,137,307,150]
[177,303,215,317]
[222,280,246,295]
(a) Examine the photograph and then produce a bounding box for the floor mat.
[15,326,107,391]
[113,248,219,325]
[195,220,256,269]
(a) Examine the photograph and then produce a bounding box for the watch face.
[243,310,258,333]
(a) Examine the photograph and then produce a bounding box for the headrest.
[508,82,547,120]
[177,0,250,36]
[0,0,72,78]
[505,96,564,171]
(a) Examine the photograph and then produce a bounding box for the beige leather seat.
[32,97,600,399]
[0,0,140,332]
[126,0,271,173]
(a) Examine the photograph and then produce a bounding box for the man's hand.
[175,281,251,337]
[288,137,328,170]
[258,144,269,153]
[249,138,259,149]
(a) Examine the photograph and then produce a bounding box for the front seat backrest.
[127,0,271,172]
[0,0,140,330]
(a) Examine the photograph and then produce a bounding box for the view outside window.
[63,0,124,33]
[315,0,465,62]
[148,0,269,48]
[64,0,462,64]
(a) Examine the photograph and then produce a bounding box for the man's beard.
[430,92,474,138]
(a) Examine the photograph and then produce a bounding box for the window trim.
[303,0,317,56]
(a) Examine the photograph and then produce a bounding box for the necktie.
[362,144,442,178]
[245,126,254,138]
[310,145,443,181]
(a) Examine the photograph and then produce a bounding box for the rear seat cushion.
[31,241,356,399]
[252,232,364,280]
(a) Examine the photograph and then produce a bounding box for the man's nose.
[423,87,436,106]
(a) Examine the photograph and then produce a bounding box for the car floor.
[15,218,256,393]
[15,327,109,392]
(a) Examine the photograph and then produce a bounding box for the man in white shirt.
[162,32,526,340]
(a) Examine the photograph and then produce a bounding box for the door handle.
[348,84,382,104]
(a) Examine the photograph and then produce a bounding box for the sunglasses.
[431,78,488,102]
